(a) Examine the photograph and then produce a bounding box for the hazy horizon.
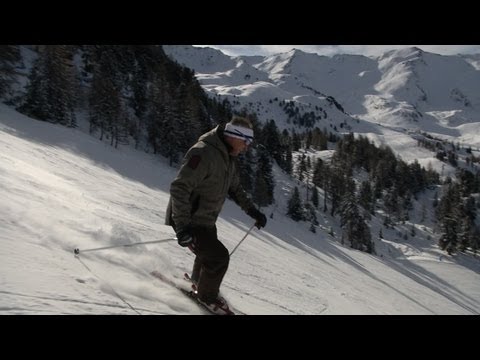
[193,45,480,58]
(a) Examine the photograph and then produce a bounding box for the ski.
[182,272,245,315]
[150,271,237,315]
[151,270,212,315]
[183,273,242,315]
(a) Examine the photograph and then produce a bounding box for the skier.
[166,116,267,314]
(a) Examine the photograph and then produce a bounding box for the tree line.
[1,45,277,211]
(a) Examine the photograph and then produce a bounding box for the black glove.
[247,207,267,229]
[176,225,193,247]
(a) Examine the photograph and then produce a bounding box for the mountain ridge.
[163,45,480,152]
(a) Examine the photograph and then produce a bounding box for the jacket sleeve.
[170,147,209,229]
[228,163,255,213]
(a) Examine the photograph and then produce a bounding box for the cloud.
[194,45,480,57]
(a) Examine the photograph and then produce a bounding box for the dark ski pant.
[191,225,229,304]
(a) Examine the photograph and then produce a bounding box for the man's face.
[226,136,250,156]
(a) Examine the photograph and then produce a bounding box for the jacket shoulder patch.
[187,155,201,170]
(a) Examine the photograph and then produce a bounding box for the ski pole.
[229,223,256,257]
[74,237,176,256]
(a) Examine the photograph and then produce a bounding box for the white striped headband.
[224,123,254,145]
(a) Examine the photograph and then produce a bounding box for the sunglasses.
[243,136,254,146]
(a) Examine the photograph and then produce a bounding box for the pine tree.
[89,51,122,142]
[261,119,283,166]
[287,186,304,221]
[458,217,474,252]
[328,165,346,216]
[253,171,269,207]
[0,45,21,100]
[437,183,462,254]
[254,148,274,206]
[128,48,151,120]
[160,98,180,165]
[291,130,301,151]
[17,55,48,120]
[340,188,373,253]
[305,203,318,227]
[19,46,77,127]
[358,180,374,214]
[174,82,198,154]
[285,145,293,174]
[311,186,319,208]
[439,215,458,254]
[310,127,328,150]
[47,46,78,127]
[145,71,167,155]
[296,154,307,181]
[237,151,254,193]
[383,185,400,220]
[280,129,293,174]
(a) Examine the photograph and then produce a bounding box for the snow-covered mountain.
[163,45,480,176]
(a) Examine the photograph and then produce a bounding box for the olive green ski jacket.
[165,125,254,230]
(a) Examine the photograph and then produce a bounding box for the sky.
[1,103,480,315]
[193,45,480,58]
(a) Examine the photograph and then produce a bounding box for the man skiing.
[165,116,267,315]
